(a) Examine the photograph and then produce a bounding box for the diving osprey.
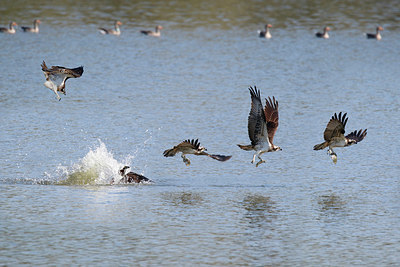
[313,112,367,163]
[163,139,232,166]
[111,166,153,184]
[41,61,84,101]
[238,86,281,167]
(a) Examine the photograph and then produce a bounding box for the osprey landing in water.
[313,112,367,163]
[163,139,232,166]
[111,166,153,184]
[41,61,83,101]
[238,86,281,167]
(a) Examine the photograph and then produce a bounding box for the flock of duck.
[1,20,384,40]
[0,20,164,37]
[2,19,370,185]
[258,24,384,40]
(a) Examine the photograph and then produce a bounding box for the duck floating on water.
[366,26,383,40]
[0,22,18,34]
[140,25,163,37]
[112,166,153,184]
[258,24,272,38]
[99,21,122,35]
[21,19,41,33]
[315,26,331,39]
[41,61,84,101]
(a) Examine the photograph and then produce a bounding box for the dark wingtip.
[249,85,260,99]
[209,154,232,161]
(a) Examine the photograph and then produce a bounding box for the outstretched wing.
[324,112,348,141]
[181,139,200,149]
[264,96,279,145]
[41,61,49,73]
[50,65,83,78]
[163,139,200,157]
[346,129,367,143]
[247,86,269,146]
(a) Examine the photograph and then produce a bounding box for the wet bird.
[140,25,163,37]
[315,26,331,39]
[258,24,272,38]
[0,22,18,34]
[99,21,122,35]
[313,112,367,163]
[41,61,84,101]
[21,19,41,33]
[238,86,281,167]
[366,26,383,40]
[113,166,153,184]
[163,139,232,166]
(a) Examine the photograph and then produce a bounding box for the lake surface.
[1,0,400,265]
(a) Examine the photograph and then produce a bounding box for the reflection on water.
[318,194,346,212]
[162,191,204,206]
[242,194,277,226]
[317,193,348,224]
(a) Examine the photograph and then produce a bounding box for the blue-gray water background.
[1,0,400,265]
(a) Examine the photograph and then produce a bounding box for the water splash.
[54,140,132,185]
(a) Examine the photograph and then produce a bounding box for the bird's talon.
[256,160,265,167]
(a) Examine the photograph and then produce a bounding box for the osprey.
[21,19,41,33]
[163,139,232,166]
[140,25,163,37]
[111,166,153,184]
[99,21,122,35]
[313,112,367,163]
[238,86,281,167]
[41,61,84,101]
[315,26,331,39]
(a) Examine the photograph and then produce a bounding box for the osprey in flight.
[41,61,84,101]
[238,86,281,167]
[313,112,367,163]
[163,139,232,166]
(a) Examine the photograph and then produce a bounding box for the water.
[1,0,400,265]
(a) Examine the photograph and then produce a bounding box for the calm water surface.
[1,1,400,265]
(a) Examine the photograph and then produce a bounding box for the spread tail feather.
[313,142,328,150]
[237,144,254,151]
[163,148,177,157]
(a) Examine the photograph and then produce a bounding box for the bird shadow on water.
[316,193,348,223]
[161,191,204,207]
[241,194,278,228]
